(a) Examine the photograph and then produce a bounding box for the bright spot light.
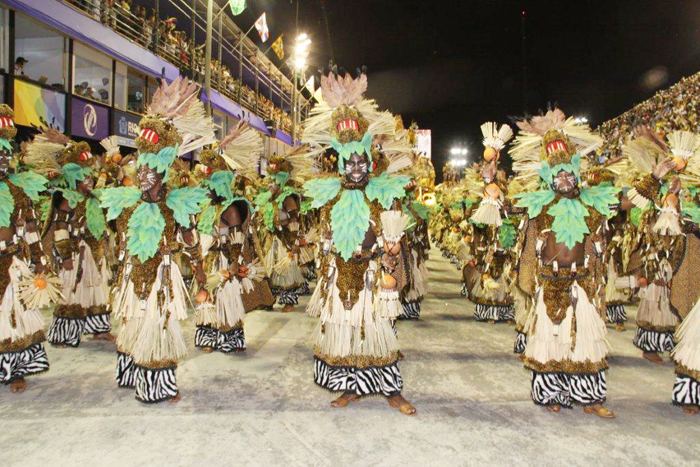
[450,148,460,155]
[461,148,468,155]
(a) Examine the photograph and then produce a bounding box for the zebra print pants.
[274,289,299,305]
[194,325,246,353]
[314,357,403,397]
[460,282,468,297]
[672,375,700,408]
[399,299,422,320]
[633,327,675,353]
[134,365,179,404]
[296,282,312,296]
[531,371,607,407]
[514,331,527,354]
[0,342,49,383]
[47,316,86,347]
[473,303,515,322]
[84,313,111,334]
[605,304,627,324]
[116,352,137,388]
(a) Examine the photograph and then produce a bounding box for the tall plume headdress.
[300,71,410,175]
[509,108,602,191]
[135,77,217,182]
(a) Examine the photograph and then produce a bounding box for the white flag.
[254,13,269,43]
[304,75,314,93]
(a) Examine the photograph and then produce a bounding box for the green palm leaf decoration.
[498,219,517,249]
[276,185,297,208]
[331,189,370,260]
[167,186,208,227]
[99,186,142,221]
[548,198,590,249]
[202,171,234,200]
[683,202,700,225]
[0,182,14,228]
[580,185,620,218]
[515,189,556,218]
[85,196,106,238]
[303,177,341,209]
[197,201,217,235]
[9,171,48,202]
[137,145,178,181]
[411,201,431,220]
[58,189,85,209]
[253,189,273,208]
[366,173,410,209]
[60,163,92,189]
[127,202,166,262]
[262,202,275,231]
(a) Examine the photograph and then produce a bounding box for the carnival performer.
[100,77,214,403]
[25,129,113,347]
[191,123,268,353]
[301,70,416,415]
[511,108,639,418]
[0,104,58,392]
[621,129,691,364]
[253,148,312,312]
[465,122,516,323]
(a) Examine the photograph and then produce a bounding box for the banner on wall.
[111,109,140,148]
[14,79,66,131]
[71,97,109,140]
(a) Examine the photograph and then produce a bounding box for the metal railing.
[62,0,306,134]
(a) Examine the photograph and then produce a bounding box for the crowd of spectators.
[64,0,295,132]
[598,72,700,159]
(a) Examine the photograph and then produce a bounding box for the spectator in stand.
[13,57,27,76]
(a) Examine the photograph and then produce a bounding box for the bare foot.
[546,404,561,413]
[93,332,116,342]
[398,351,405,361]
[387,394,417,415]
[682,405,699,415]
[643,351,664,365]
[615,323,626,332]
[10,378,27,393]
[488,320,496,324]
[281,304,294,313]
[234,348,245,354]
[201,347,213,354]
[518,353,526,362]
[331,393,360,408]
[167,392,181,404]
[583,404,615,419]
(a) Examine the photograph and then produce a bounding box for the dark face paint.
[553,170,577,194]
[138,165,159,191]
[345,153,369,184]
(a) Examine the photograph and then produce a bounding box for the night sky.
[220,0,700,177]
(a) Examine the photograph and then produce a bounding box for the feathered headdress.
[481,122,513,153]
[24,128,94,188]
[299,71,405,175]
[510,108,601,191]
[219,121,263,182]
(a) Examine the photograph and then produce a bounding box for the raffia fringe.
[672,298,700,371]
[627,187,651,210]
[470,197,503,226]
[0,257,47,341]
[525,282,608,366]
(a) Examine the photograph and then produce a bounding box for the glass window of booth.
[73,42,113,105]
[114,62,127,110]
[14,13,67,89]
[127,69,146,114]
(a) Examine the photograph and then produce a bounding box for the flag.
[227,0,246,15]
[271,35,284,59]
[254,12,269,43]
[313,86,324,104]
[304,75,314,93]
